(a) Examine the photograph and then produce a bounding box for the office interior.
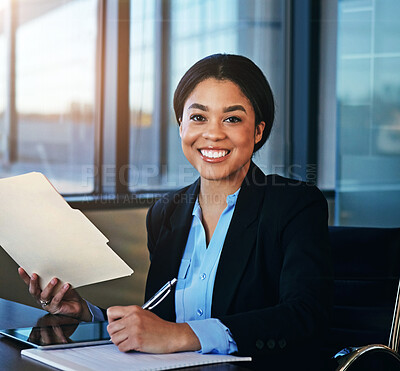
[0,0,399,310]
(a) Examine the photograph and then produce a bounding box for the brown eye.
[224,116,241,123]
[190,114,206,122]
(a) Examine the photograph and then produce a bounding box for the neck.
[199,162,250,207]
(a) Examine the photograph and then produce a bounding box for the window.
[335,0,400,226]
[4,0,396,230]
[0,0,98,194]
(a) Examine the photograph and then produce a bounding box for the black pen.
[142,278,178,310]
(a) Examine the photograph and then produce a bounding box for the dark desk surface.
[0,298,50,370]
[0,298,250,371]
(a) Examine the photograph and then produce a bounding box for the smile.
[199,149,230,159]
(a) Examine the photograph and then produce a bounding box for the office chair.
[325,226,400,370]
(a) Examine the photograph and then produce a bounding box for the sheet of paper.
[22,344,252,371]
[0,172,133,288]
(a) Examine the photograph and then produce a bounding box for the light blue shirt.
[175,189,240,354]
[86,299,105,322]
[87,188,240,355]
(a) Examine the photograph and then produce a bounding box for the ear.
[255,121,266,144]
[179,118,182,138]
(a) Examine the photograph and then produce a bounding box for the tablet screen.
[0,318,110,349]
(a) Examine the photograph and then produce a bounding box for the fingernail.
[63,283,69,290]
[51,278,57,285]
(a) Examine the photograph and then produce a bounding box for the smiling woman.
[141,56,332,371]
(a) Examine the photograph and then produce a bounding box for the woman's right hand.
[18,267,92,322]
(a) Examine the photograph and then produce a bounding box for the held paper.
[0,172,133,288]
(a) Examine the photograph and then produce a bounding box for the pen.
[142,278,178,311]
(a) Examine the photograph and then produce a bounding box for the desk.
[0,299,249,370]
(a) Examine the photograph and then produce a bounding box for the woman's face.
[179,78,265,184]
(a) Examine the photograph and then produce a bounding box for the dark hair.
[173,54,275,152]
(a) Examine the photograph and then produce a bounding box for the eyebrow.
[187,103,247,114]
[223,105,247,114]
[188,103,208,111]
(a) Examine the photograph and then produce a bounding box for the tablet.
[0,320,110,349]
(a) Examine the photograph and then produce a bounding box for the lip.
[198,148,231,163]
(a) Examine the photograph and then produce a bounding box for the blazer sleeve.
[218,184,332,358]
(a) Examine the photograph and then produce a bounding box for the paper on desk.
[0,172,133,288]
[22,344,252,371]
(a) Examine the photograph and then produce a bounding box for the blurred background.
[0,0,399,308]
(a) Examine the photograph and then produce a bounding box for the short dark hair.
[173,53,275,152]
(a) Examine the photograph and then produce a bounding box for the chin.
[199,167,242,182]
[194,159,251,183]
[197,167,226,179]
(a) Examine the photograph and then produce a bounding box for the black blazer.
[145,163,332,369]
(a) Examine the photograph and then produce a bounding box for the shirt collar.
[227,187,240,206]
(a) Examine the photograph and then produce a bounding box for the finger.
[116,337,135,353]
[51,283,70,307]
[18,267,31,285]
[107,305,140,323]
[107,320,126,336]
[29,273,42,298]
[40,277,59,301]
[110,330,129,347]
[107,306,126,322]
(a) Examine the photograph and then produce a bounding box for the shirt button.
[200,273,206,280]
[197,308,203,316]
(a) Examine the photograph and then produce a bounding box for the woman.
[19,54,332,369]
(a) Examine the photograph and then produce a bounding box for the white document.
[22,344,252,371]
[0,172,133,288]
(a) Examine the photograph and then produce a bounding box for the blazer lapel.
[212,163,266,316]
[146,180,199,321]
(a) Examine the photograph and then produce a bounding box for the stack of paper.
[0,172,133,288]
[22,344,252,370]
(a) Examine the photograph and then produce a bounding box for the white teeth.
[200,149,229,159]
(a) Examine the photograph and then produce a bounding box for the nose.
[202,121,226,141]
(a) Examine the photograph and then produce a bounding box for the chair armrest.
[335,344,400,371]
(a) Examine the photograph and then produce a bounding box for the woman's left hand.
[107,305,201,353]
[18,268,92,322]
